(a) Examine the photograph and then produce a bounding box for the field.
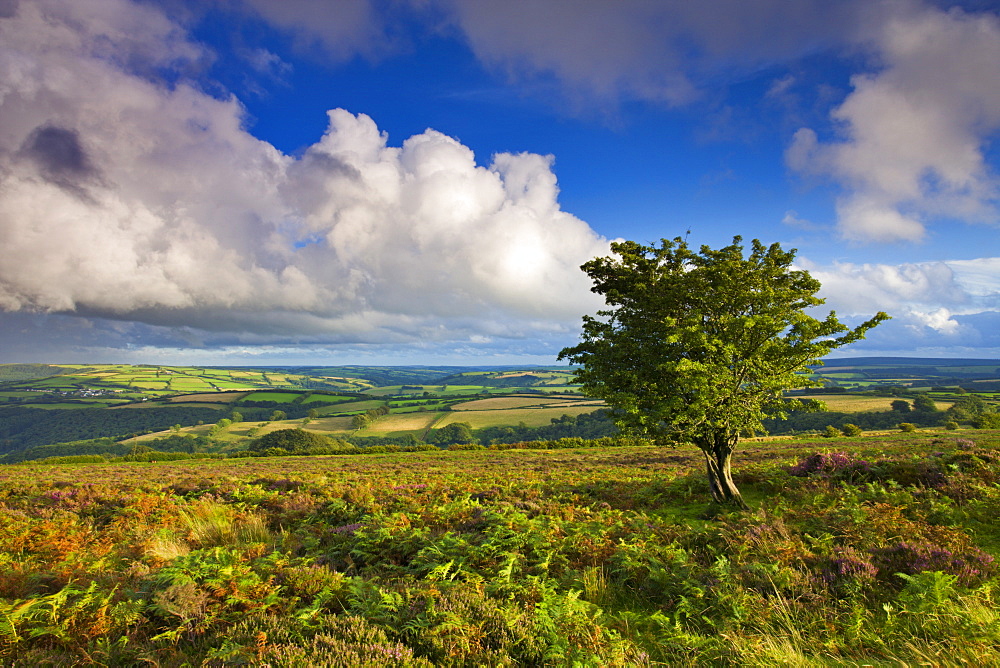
[450,395,597,411]
[2,431,1000,665]
[241,391,304,403]
[807,394,912,412]
[355,412,440,435]
[438,405,608,429]
[166,392,248,404]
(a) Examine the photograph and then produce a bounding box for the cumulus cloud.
[798,255,999,348]
[789,253,1000,355]
[788,4,1000,241]
[0,0,609,352]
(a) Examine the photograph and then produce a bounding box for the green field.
[302,393,353,404]
[241,391,306,403]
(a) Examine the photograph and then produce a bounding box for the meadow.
[2,430,1000,665]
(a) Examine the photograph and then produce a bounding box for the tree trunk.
[699,436,747,509]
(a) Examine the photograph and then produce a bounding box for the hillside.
[1,431,999,664]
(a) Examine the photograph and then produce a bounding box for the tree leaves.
[560,236,888,504]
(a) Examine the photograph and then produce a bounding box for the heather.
[1,431,999,665]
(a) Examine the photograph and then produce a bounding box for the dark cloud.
[20,125,98,190]
[0,0,17,19]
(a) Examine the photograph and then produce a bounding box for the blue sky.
[0,0,998,365]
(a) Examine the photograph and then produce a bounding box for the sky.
[0,0,998,366]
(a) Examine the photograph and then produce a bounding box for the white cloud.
[788,4,1000,241]
[225,0,1000,245]
[796,254,1000,354]
[0,0,609,351]
[907,307,960,335]
[781,209,820,230]
[801,255,999,336]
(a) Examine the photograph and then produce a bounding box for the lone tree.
[559,236,888,508]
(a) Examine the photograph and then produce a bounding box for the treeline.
[437,373,546,388]
[234,428,644,459]
[0,434,213,464]
[476,409,618,444]
[285,365,458,387]
[764,409,942,434]
[0,363,71,382]
[765,394,999,434]
[0,406,222,452]
[11,450,225,466]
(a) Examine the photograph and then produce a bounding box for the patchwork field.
[437,405,608,429]
[450,395,598,411]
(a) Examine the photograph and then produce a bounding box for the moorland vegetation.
[1,432,1000,665]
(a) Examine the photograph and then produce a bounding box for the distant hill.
[265,365,571,387]
[0,363,75,382]
[820,357,1000,367]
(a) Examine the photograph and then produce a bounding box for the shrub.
[898,422,917,432]
[841,423,862,437]
[821,549,878,596]
[870,540,994,587]
[823,425,841,438]
[447,443,486,451]
[250,428,335,453]
[871,459,947,487]
[973,413,1000,429]
[788,451,872,481]
[945,421,960,430]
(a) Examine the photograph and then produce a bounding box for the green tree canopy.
[249,428,333,453]
[559,236,888,507]
[912,394,938,413]
[948,394,989,422]
[428,422,474,446]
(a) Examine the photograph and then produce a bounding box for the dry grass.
[300,416,355,434]
[807,394,905,412]
[359,412,440,435]
[451,396,587,411]
[437,405,603,429]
